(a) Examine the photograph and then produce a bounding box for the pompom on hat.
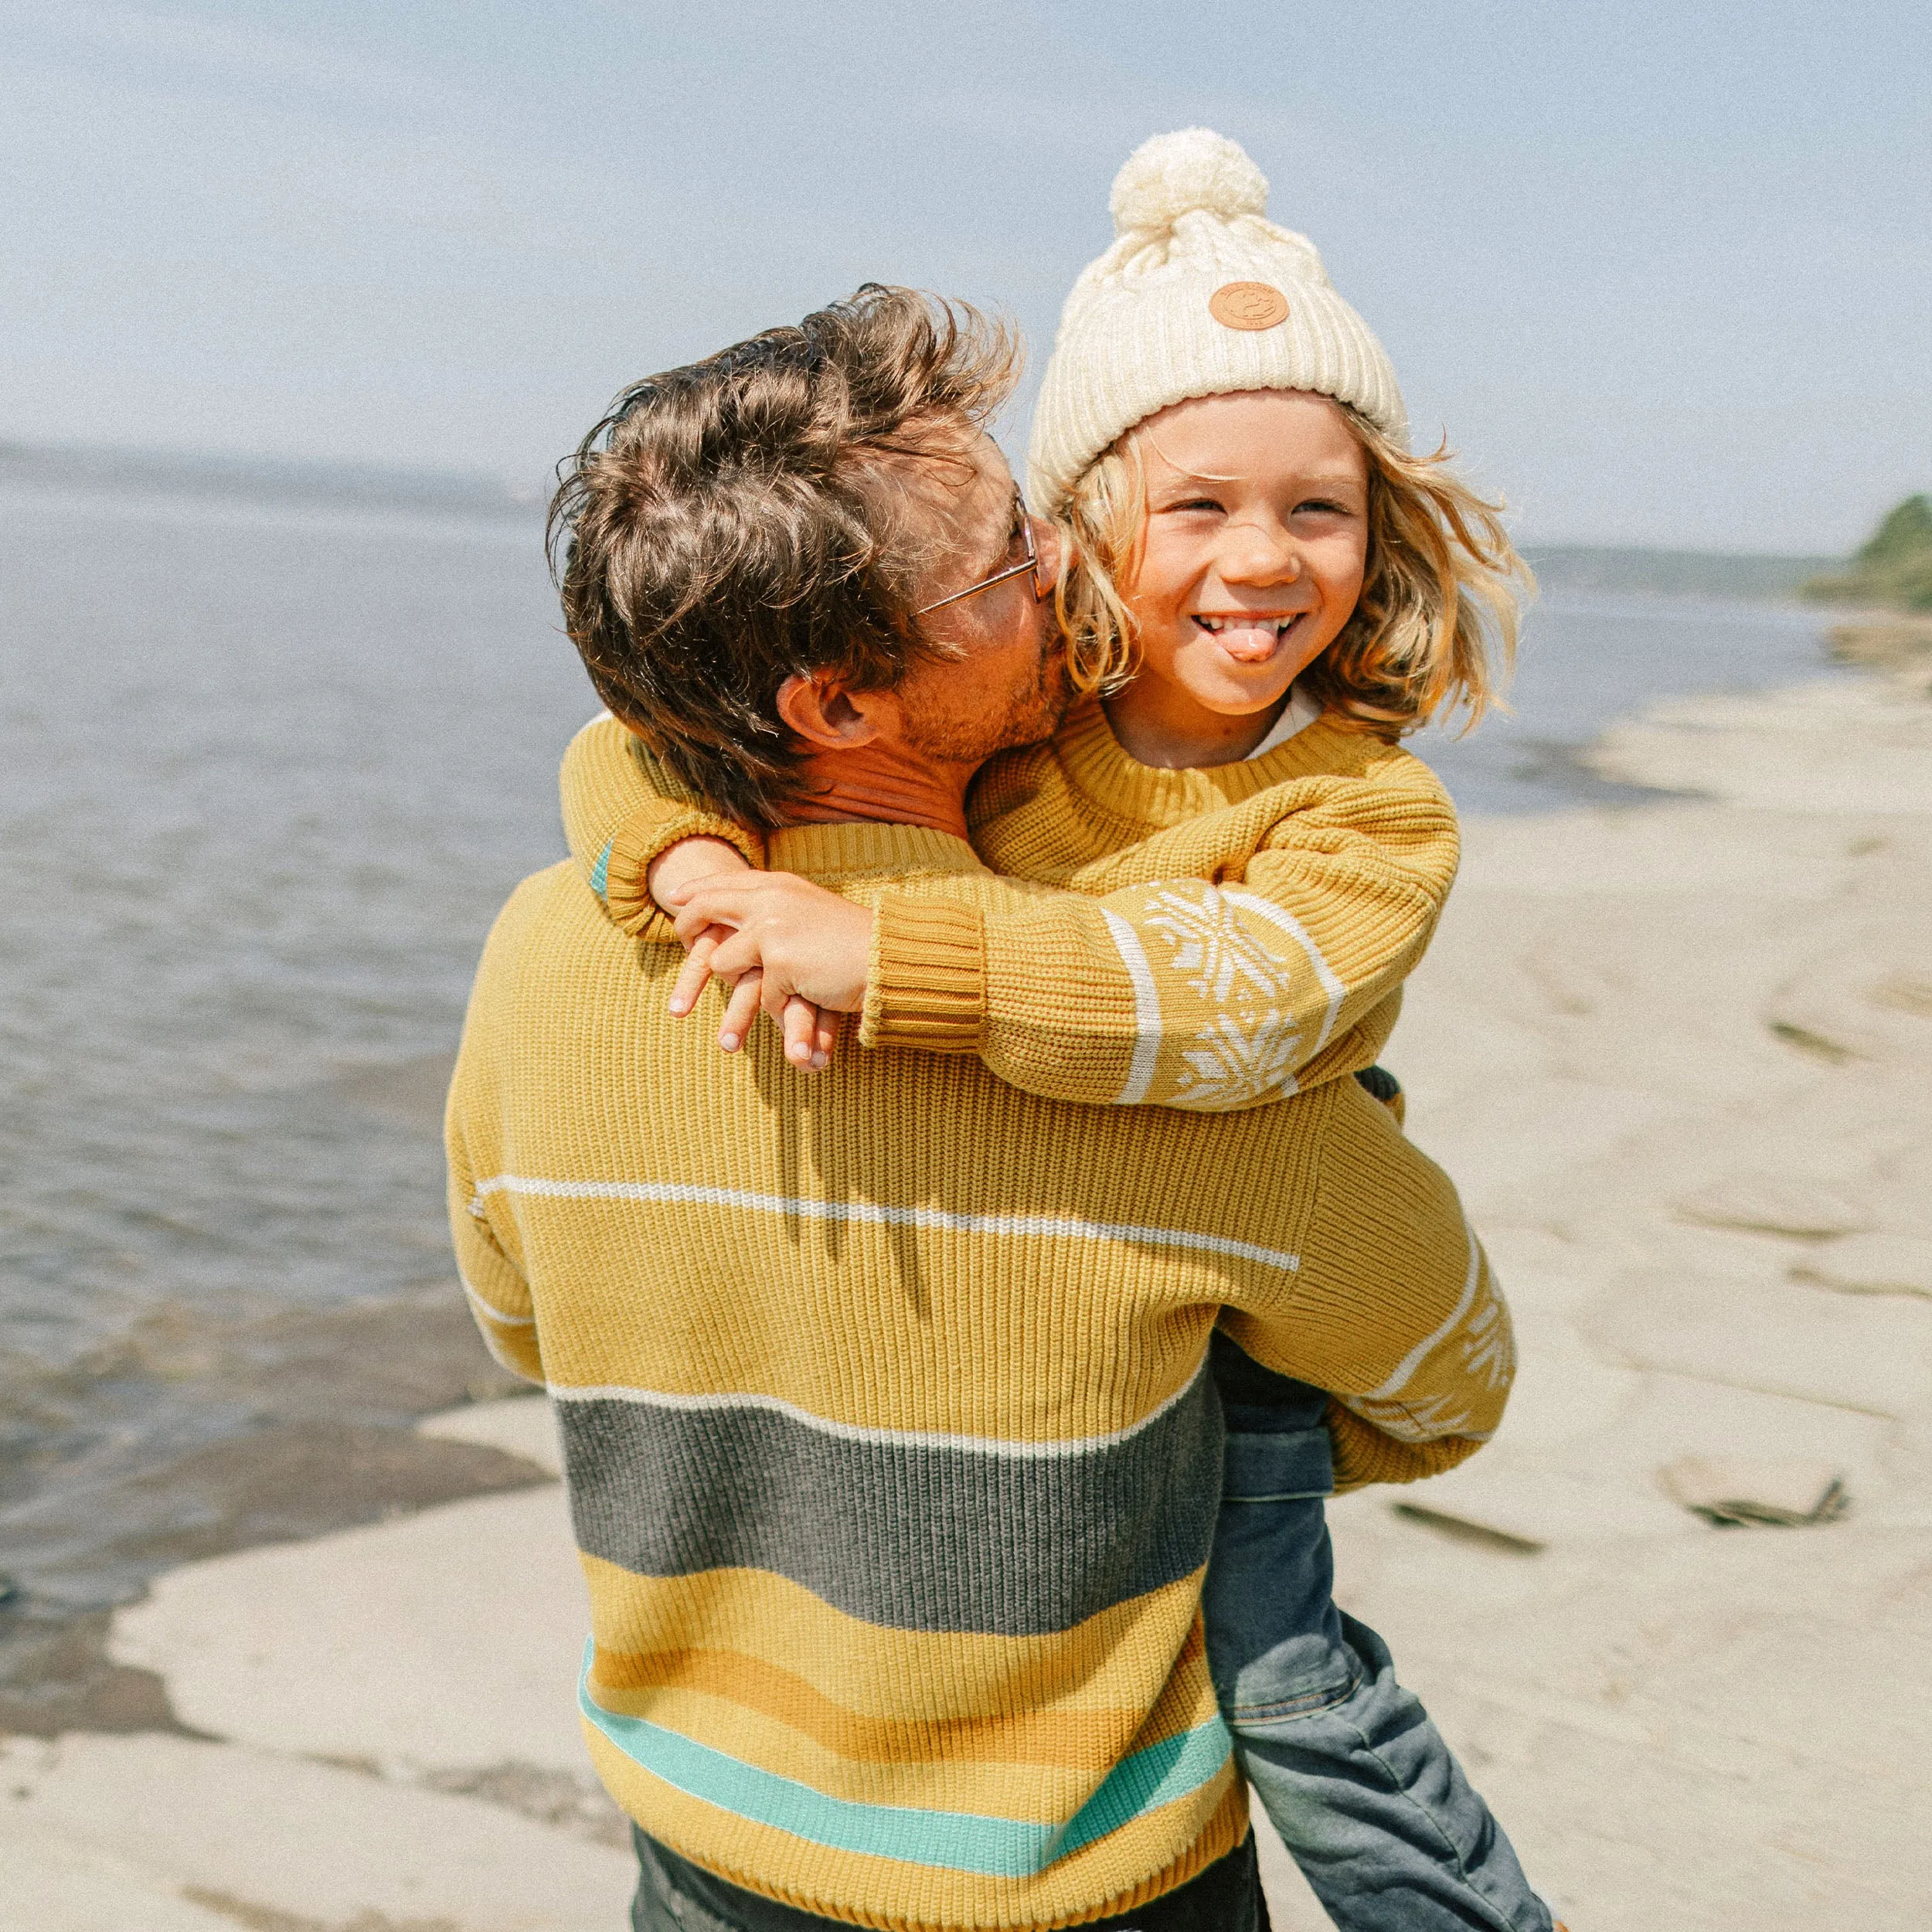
[1027,129,1406,510]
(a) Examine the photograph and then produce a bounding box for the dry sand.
[8,667,1930,1930]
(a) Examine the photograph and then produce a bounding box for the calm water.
[0,468,1842,1628]
[1413,592,1845,812]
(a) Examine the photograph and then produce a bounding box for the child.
[562,131,1556,1932]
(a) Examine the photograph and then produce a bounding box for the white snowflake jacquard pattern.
[1138,884,1308,1110]
[1459,1276,1515,1392]
[1339,1386,1485,1444]
[1337,1256,1514,1445]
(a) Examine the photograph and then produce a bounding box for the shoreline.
[0,1281,543,1739]
[8,659,1932,1927]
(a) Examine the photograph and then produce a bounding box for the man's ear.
[775,673,889,751]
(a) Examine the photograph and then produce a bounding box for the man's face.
[887,429,1070,764]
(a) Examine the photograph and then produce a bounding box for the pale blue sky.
[3,1,1926,549]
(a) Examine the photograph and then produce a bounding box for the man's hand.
[668,873,873,1069]
[648,838,840,1072]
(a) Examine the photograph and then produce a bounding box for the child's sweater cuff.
[597,808,764,942]
[860,894,987,1052]
[1325,1399,1483,1492]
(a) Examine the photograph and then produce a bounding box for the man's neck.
[779,743,976,842]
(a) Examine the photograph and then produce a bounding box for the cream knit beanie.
[1027,128,1406,511]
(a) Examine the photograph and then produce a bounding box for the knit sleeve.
[444,884,548,1386]
[559,713,764,944]
[1218,1079,1514,1490]
[861,772,1459,1110]
[449,1169,546,1386]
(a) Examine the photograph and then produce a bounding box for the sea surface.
[0,461,1845,1665]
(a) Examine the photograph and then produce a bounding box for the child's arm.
[858,770,1458,1109]
[561,713,842,1069]
[1223,1076,1513,1489]
[560,713,764,941]
[668,771,1446,1104]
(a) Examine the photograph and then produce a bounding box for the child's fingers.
[716,970,764,1053]
[766,981,827,1072]
[673,874,785,931]
[646,835,752,914]
[812,1009,840,1067]
[672,901,734,948]
[779,995,821,1069]
[668,929,725,1016]
[698,926,766,985]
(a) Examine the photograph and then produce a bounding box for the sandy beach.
[6,656,1930,1931]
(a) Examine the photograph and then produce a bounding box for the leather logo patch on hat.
[1209,281,1289,331]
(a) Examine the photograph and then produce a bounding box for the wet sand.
[0,1282,539,1737]
[9,660,1932,1929]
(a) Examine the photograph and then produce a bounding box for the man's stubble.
[901,624,1077,767]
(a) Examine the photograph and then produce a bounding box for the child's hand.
[668,873,872,1069]
[649,838,840,1073]
[647,835,751,914]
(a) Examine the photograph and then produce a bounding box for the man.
[448,287,1507,1931]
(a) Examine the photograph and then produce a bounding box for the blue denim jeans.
[1209,1359,1552,1932]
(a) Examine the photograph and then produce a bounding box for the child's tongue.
[1206,618,1281,663]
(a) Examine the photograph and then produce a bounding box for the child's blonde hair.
[1050,403,1531,736]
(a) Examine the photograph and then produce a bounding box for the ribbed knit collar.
[767,820,987,883]
[1052,699,1357,831]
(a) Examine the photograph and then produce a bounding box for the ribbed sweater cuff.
[1325,1400,1483,1492]
[600,809,764,941]
[859,894,987,1052]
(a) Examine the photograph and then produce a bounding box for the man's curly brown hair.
[549,285,1019,828]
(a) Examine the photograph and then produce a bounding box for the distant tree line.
[1804,495,1932,611]
[1524,547,1836,601]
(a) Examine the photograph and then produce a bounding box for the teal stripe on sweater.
[578,1645,1231,1877]
[590,838,613,903]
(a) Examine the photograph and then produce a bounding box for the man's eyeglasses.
[914,492,1056,617]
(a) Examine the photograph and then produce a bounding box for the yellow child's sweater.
[564,699,1461,1114]
[451,828,1512,1930]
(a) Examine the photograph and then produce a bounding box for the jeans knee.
[1216,1621,1362,1723]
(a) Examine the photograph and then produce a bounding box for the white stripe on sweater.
[549,1352,1209,1462]
[470,1175,1300,1275]
[1100,907,1163,1105]
[459,1272,535,1326]
[1363,1219,1481,1401]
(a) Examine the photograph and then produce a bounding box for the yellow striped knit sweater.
[565,699,1461,1113]
[449,770,1512,1929]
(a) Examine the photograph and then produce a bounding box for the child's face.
[1122,389,1369,730]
